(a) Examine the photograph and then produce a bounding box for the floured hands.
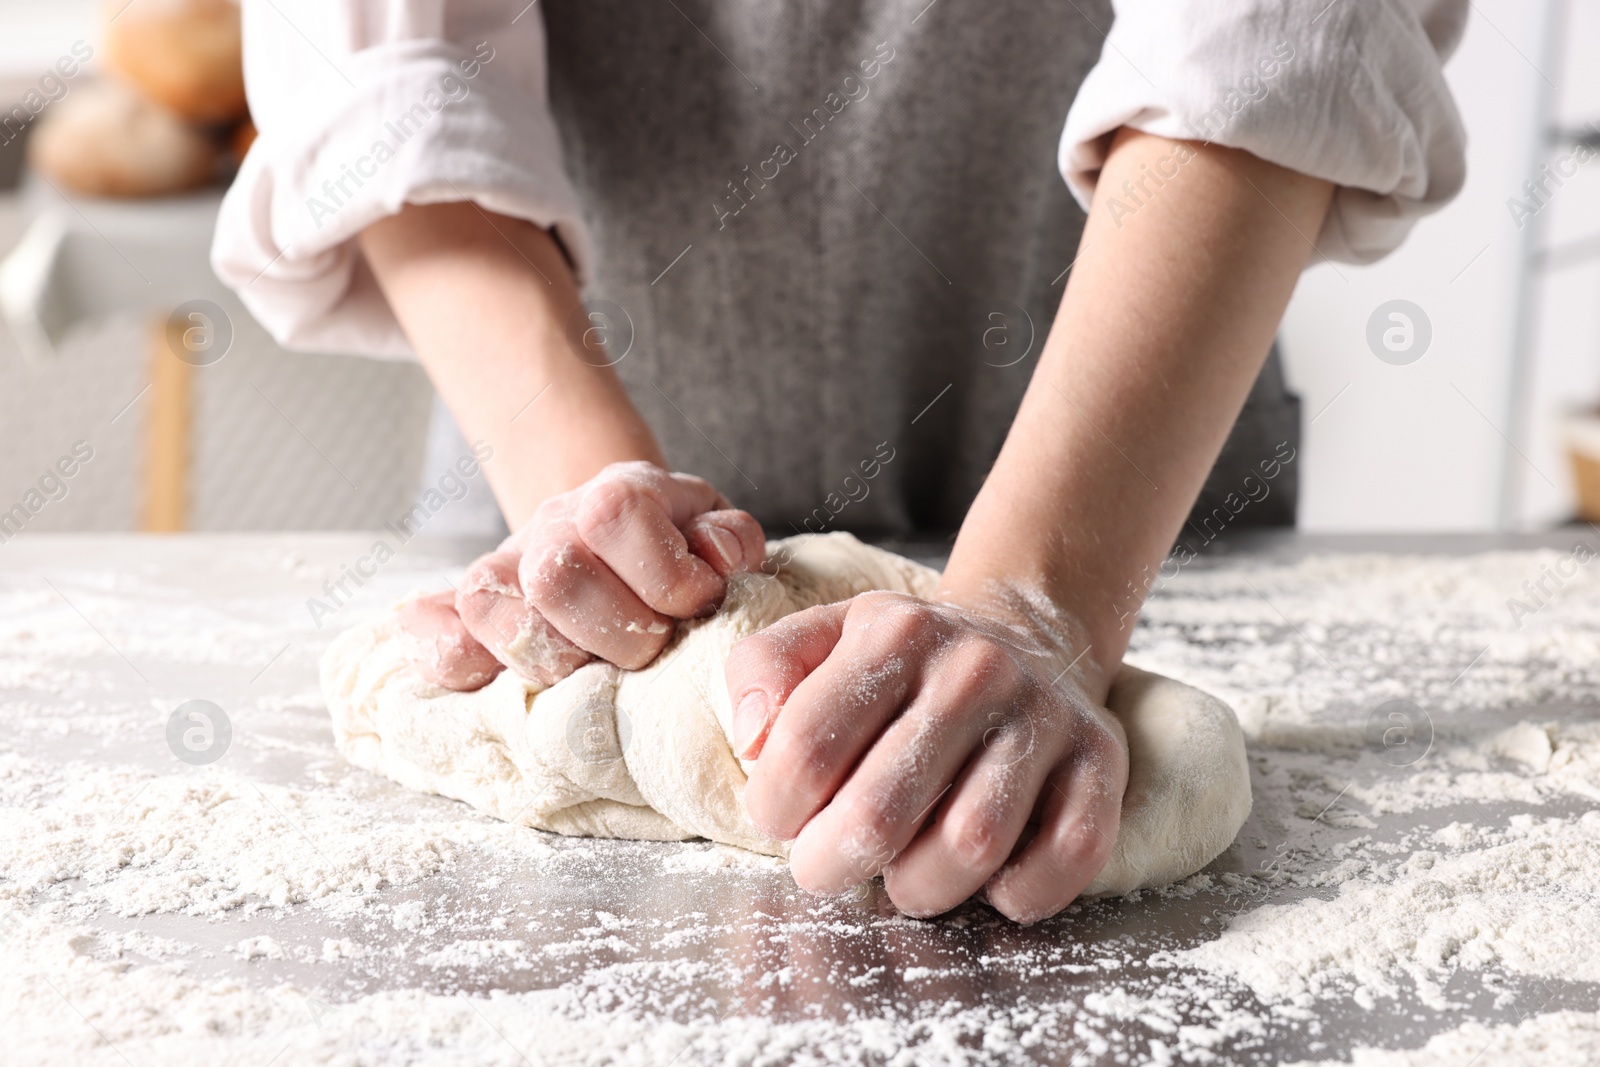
[399,461,765,690]
[725,591,1129,922]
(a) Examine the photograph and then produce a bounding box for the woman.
[214,0,1466,921]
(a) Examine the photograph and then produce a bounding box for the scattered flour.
[236,934,286,960]
[1,543,1597,1065]
[1343,720,1600,815]
[661,843,786,873]
[0,752,504,916]
[1130,549,1600,736]
[1164,812,1600,1010]
[0,910,1123,1067]
[1289,1010,1600,1067]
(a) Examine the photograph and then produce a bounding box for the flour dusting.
[1,539,1597,1065]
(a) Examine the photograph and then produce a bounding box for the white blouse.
[212,0,1469,359]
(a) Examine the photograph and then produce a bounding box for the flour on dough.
[322,533,1251,897]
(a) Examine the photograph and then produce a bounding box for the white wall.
[1280,0,1595,531]
[0,0,97,79]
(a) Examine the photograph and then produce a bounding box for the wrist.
[492,402,665,528]
[933,568,1115,704]
[361,202,668,526]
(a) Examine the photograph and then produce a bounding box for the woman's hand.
[362,204,764,690]
[400,461,765,689]
[720,129,1330,922]
[724,591,1128,923]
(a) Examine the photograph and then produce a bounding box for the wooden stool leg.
[142,317,191,532]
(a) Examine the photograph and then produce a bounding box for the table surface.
[1,531,1595,1066]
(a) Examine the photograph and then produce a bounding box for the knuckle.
[451,588,489,635]
[728,509,765,542]
[574,480,639,538]
[529,496,563,526]
[939,639,1021,715]
[598,459,658,483]
[980,716,1037,762]
[521,542,583,606]
[951,637,1019,687]
[701,509,764,560]
[941,808,1009,870]
[759,738,834,826]
[672,471,715,499]
[528,493,579,534]
[1049,810,1116,872]
[724,632,784,688]
[849,589,899,613]
[853,595,935,651]
[723,632,768,673]
[398,589,450,624]
[1064,716,1129,792]
[839,793,900,870]
[789,753,838,812]
[655,570,722,618]
[462,552,520,599]
[615,463,676,503]
[522,559,561,602]
[611,630,671,671]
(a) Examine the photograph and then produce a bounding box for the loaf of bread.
[103,0,247,125]
[28,81,217,197]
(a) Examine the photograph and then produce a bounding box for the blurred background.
[0,0,1597,535]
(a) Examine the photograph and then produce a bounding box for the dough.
[322,533,1252,897]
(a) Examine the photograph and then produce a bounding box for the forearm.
[360,202,664,528]
[940,129,1333,698]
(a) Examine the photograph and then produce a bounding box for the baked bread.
[28,80,217,197]
[103,0,247,125]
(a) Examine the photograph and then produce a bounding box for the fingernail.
[704,524,742,573]
[732,691,771,758]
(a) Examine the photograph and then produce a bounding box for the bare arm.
[360,203,764,688]
[729,129,1334,922]
[359,201,663,526]
[942,128,1335,699]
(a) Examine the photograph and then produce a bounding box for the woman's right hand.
[398,461,765,690]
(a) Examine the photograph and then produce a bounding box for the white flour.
[1166,811,1600,1009]
[1289,1011,1600,1067]
[1128,550,1600,735]
[1,542,1597,1065]
[0,753,493,916]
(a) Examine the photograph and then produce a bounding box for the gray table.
[1,532,1594,1065]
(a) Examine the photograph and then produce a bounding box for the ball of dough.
[103,0,247,125]
[1094,666,1253,895]
[322,534,1253,899]
[28,81,217,197]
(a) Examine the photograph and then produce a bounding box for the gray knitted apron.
[539,0,1298,539]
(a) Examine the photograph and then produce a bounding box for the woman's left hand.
[724,591,1129,923]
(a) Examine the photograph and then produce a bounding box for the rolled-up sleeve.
[212,0,591,358]
[1061,0,1469,263]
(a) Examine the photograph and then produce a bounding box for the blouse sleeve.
[211,0,592,358]
[1060,0,1470,264]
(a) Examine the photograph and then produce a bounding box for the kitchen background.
[0,0,1596,534]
